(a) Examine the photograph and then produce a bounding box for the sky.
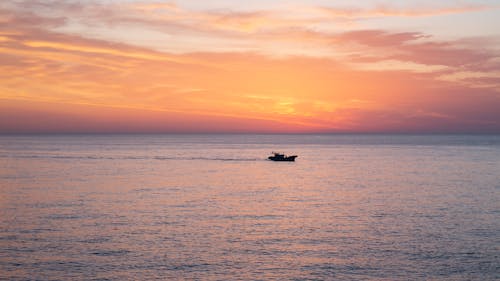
[1,0,500,133]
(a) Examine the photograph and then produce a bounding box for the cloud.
[318,4,492,19]
[4,1,498,61]
[334,30,494,67]
[1,1,499,133]
[337,30,427,46]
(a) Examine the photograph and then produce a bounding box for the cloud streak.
[318,4,492,18]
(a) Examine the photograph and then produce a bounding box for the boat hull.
[268,155,297,161]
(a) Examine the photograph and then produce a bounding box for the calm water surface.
[0,134,499,280]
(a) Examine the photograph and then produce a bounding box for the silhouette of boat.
[268,152,297,161]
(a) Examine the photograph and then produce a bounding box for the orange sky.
[1,1,499,133]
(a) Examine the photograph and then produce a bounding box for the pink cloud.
[319,4,492,19]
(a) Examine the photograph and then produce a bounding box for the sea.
[0,134,499,280]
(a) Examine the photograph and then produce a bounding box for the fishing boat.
[268,152,297,161]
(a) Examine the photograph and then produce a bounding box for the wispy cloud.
[318,4,492,18]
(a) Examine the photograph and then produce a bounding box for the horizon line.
[1,132,500,136]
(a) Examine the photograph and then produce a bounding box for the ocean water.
[0,134,499,280]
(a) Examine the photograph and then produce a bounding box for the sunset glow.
[1,0,499,133]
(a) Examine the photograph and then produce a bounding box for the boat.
[268,152,297,161]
